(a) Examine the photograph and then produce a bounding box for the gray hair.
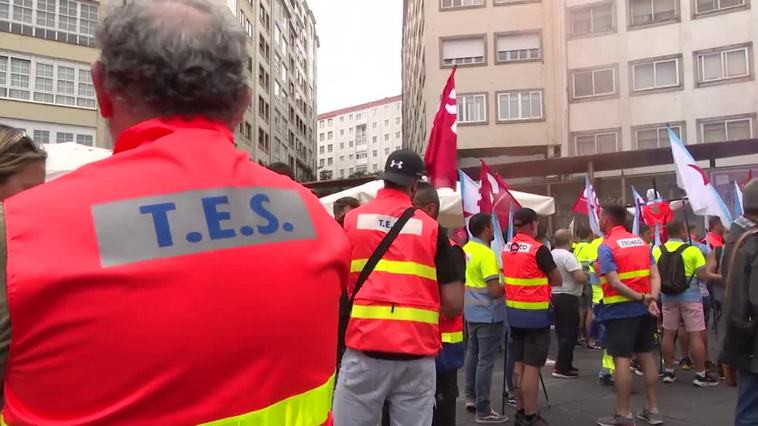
[97,0,249,122]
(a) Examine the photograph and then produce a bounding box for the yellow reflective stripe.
[504,276,548,286]
[441,331,463,343]
[599,269,649,284]
[351,259,436,281]
[505,300,550,310]
[603,295,635,304]
[351,304,440,324]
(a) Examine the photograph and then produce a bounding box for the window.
[635,124,682,149]
[328,118,333,126]
[36,0,56,28]
[457,94,487,123]
[328,157,333,166]
[372,136,377,143]
[327,131,333,140]
[58,0,77,32]
[441,36,486,66]
[695,0,747,15]
[339,169,345,178]
[395,131,401,139]
[357,152,368,159]
[373,164,379,171]
[571,66,617,99]
[258,65,270,91]
[257,128,270,152]
[356,113,361,120]
[56,132,74,143]
[575,130,619,155]
[349,140,354,147]
[348,114,353,120]
[328,144,333,153]
[244,122,252,143]
[395,117,400,125]
[372,122,377,129]
[319,146,324,154]
[340,129,344,136]
[76,134,92,146]
[12,0,32,24]
[340,142,345,149]
[0,53,96,108]
[632,56,681,92]
[372,150,378,157]
[349,128,353,134]
[2,0,98,47]
[495,32,541,63]
[630,0,678,27]
[570,2,614,37]
[319,133,324,142]
[319,159,325,167]
[33,129,49,144]
[696,44,751,85]
[340,155,345,161]
[385,148,390,155]
[384,134,390,141]
[441,0,484,9]
[700,115,753,142]
[319,121,324,129]
[497,90,543,121]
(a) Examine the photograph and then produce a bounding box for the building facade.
[402,0,758,175]
[316,96,403,181]
[1,0,318,182]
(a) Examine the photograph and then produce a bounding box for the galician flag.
[734,181,744,218]
[632,186,646,236]
[572,177,603,237]
[668,127,733,227]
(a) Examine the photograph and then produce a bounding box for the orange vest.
[439,239,464,345]
[343,188,441,355]
[502,232,551,311]
[598,226,651,304]
[1,118,349,425]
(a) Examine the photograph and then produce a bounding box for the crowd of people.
[0,1,755,425]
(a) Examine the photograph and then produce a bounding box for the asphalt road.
[454,343,738,425]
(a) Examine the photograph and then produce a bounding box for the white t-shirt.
[551,248,583,296]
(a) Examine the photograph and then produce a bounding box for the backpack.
[659,243,695,295]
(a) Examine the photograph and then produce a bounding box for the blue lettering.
[202,196,237,240]
[250,194,279,235]
[139,202,177,248]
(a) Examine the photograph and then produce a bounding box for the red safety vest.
[343,188,441,355]
[502,232,550,311]
[598,226,651,304]
[1,118,349,425]
[440,239,464,344]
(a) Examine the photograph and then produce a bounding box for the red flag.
[480,161,521,227]
[745,169,754,187]
[572,193,589,215]
[424,67,458,189]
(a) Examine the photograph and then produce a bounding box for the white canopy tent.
[320,180,555,228]
[43,142,112,182]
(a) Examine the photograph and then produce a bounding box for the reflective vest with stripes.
[436,239,465,372]
[1,118,348,425]
[343,188,441,355]
[502,233,552,327]
[440,239,464,345]
[597,226,651,304]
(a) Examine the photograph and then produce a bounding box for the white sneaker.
[544,358,556,367]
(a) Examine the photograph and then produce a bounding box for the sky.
[308,0,402,114]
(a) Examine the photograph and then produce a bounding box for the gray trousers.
[333,349,436,426]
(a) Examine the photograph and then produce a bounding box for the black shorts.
[604,315,657,358]
[581,282,593,309]
[510,327,550,367]
[702,296,712,327]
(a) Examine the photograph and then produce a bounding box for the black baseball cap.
[379,149,425,186]
[513,208,538,227]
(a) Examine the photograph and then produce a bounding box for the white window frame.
[629,0,679,27]
[699,116,754,143]
[634,124,683,149]
[1,117,95,145]
[571,66,617,99]
[631,57,681,92]
[574,131,620,155]
[495,32,542,63]
[441,36,486,67]
[697,46,751,83]
[457,93,487,124]
[695,0,747,15]
[440,0,484,9]
[570,2,615,37]
[497,90,544,122]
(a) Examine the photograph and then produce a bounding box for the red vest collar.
[607,226,627,238]
[514,232,538,244]
[376,187,412,204]
[113,117,234,154]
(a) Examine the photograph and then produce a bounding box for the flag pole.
[681,190,693,245]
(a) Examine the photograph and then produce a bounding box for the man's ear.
[92,61,113,118]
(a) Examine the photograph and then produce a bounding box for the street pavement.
[454,343,737,425]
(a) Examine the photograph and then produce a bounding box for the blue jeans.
[464,322,503,415]
[736,369,758,426]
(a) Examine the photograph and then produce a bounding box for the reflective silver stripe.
[92,187,315,267]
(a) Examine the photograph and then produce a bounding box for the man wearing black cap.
[333,150,465,426]
[503,208,562,426]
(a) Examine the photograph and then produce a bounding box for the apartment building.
[316,96,403,181]
[1,0,318,182]
[0,0,107,148]
[402,0,758,175]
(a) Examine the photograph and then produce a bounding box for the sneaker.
[506,394,518,407]
[569,366,580,374]
[465,399,476,413]
[636,409,663,425]
[544,358,556,367]
[587,342,602,350]
[598,372,615,386]
[662,370,676,384]
[552,369,579,379]
[679,357,693,370]
[693,372,719,387]
[630,360,644,377]
[577,337,587,346]
[597,414,636,426]
[522,413,550,426]
[475,409,509,424]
